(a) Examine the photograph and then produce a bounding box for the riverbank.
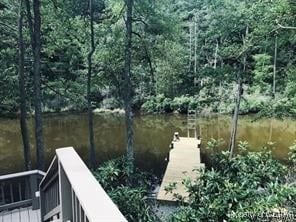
[1,91,296,119]
[140,94,296,118]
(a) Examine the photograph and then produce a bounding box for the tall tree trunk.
[25,0,45,170]
[33,0,44,170]
[273,35,277,98]
[18,0,31,171]
[214,40,220,96]
[87,0,96,170]
[229,27,248,158]
[194,15,197,77]
[229,72,243,158]
[143,44,155,96]
[123,0,134,173]
[189,20,192,69]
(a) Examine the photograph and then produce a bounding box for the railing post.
[29,174,39,210]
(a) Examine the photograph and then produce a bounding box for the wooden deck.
[0,207,40,222]
[157,137,204,202]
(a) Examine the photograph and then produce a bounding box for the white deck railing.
[40,147,127,222]
[0,170,45,212]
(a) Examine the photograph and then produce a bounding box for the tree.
[229,26,249,158]
[123,0,134,173]
[87,0,96,170]
[25,0,45,170]
[18,0,31,170]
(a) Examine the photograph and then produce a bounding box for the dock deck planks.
[157,137,204,202]
[0,207,40,222]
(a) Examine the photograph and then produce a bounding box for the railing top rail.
[40,156,57,189]
[0,170,45,181]
[56,147,127,222]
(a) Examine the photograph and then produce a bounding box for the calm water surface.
[0,114,295,175]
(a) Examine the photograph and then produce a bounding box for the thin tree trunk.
[229,72,243,158]
[194,15,197,76]
[18,0,31,171]
[87,0,96,170]
[214,40,220,96]
[189,21,192,69]
[33,0,44,170]
[143,44,155,96]
[24,0,34,56]
[123,0,134,173]
[229,27,248,158]
[214,40,218,69]
[273,35,277,98]
[25,0,45,170]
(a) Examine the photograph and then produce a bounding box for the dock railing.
[0,170,45,212]
[40,147,127,222]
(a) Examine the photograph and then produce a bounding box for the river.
[0,113,295,175]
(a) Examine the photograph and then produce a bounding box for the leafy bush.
[141,95,199,114]
[169,143,296,221]
[141,94,167,113]
[257,96,296,119]
[109,186,155,222]
[93,157,157,222]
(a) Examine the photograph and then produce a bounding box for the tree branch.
[278,23,296,30]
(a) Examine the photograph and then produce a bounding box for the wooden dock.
[157,136,204,202]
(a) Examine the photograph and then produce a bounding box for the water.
[0,113,295,175]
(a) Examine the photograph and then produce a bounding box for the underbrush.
[93,157,158,222]
[167,140,296,221]
[140,93,296,118]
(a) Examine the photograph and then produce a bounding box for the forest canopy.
[0,0,295,117]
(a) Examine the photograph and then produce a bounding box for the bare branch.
[277,23,296,30]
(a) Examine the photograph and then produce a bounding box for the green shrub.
[109,186,155,222]
[171,96,192,114]
[93,157,157,222]
[169,143,296,221]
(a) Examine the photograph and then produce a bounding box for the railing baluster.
[18,182,22,201]
[9,183,13,203]
[0,184,4,204]
[72,189,75,222]
[81,207,85,222]
[79,203,81,222]
[50,185,53,210]
[25,177,30,200]
[75,195,78,222]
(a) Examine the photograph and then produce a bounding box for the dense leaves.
[93,157,157,221]
[0,0,295,117]
[169,141,296,222]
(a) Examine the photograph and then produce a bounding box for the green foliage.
[93,157,156,222]
[170,144,296,221]
[141,95,201,114]
[109,186,155,222]
[0,0,295,118]
[289,141,296,165]
[252,54,273,94]
[206,138,225,153]
[257,96,296,119]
